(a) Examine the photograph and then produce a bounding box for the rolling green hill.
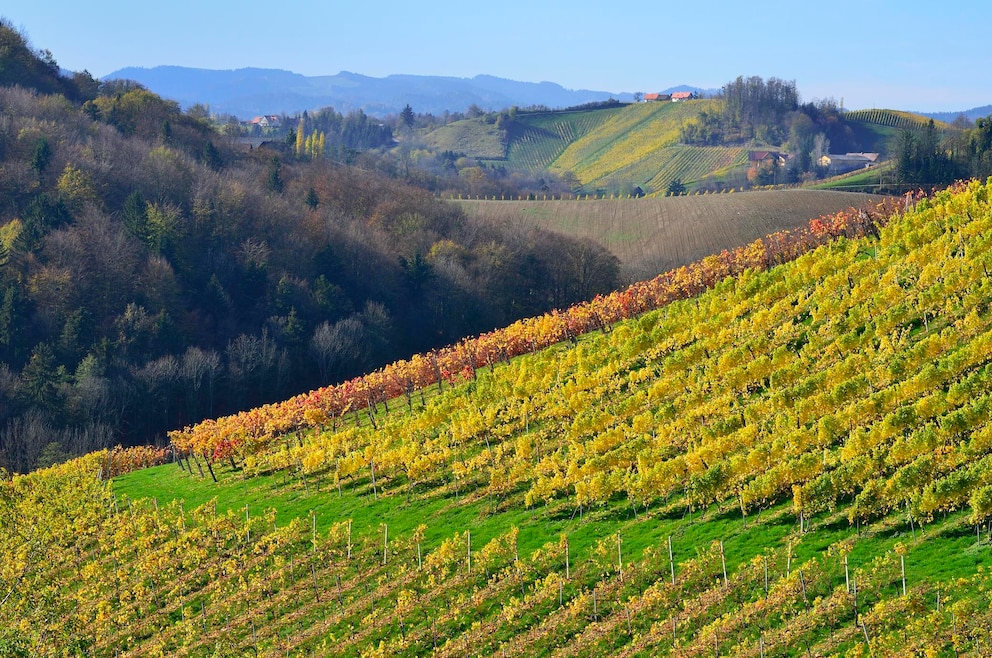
[420,101,743,194]
[5,180,992,656]
[420,101,947,196]
[417,116,508,159]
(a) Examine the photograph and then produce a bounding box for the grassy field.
[458,189,885,280]
[419,117,507,159]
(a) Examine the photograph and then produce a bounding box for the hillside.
[419,97,948,196]
[0,24,624,473]
[547,100,725,190]
[0,18,97,101]
[5,180,992,655]
[843,109,952,132]
[421,101,740,195]
[458,190,885,280]
[500,106,628,171]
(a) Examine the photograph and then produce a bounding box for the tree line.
[896,116,992,185]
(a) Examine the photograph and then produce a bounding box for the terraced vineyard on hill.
[549,101,723,192]
[642,146,747,191]
[497,108,624,171]
[6,181,992,656]
[422,101,749,195]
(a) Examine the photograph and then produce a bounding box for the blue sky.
[6,0,991,112]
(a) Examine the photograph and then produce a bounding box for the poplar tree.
[295,118,305,157]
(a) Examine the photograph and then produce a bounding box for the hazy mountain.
[922,105,992,124]
[104,66,648,118]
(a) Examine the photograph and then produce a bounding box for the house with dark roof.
[749,150,787,167]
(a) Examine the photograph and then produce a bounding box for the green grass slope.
[418,117,508,159]
[5,181,992,656]
[841,110,956,166]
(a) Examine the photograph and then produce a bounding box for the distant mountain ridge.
[921,104,992,124]
[104,66,628,118]
[103,66,707,118]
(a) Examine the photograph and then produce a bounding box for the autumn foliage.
[170,196,907,464]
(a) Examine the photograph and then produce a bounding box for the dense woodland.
[896,115,992,185]
[0,21,621,472]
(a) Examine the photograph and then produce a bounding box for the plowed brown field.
[458,190,886,280]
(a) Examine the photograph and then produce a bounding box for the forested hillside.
[4,179,992,656]
[0,22,622,472]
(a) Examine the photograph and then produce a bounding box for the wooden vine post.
[720,540,728,588]
[565,535,570,580]
[617,533,624,583]
[668,535,675,585]
[901,554,906,596]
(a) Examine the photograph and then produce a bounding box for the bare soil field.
[458,189,886,280]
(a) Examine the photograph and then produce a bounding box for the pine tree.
[31,137,52,180]
[267,156,284,193]
[19,342,65,411]
[305,187,319,211]
[400,104,415,130]
[121,190,149,244]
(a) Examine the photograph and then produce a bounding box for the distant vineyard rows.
[641,146,747,191]
[844,109,939,131]
[506,110,619,171]
[552,101,720,185]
